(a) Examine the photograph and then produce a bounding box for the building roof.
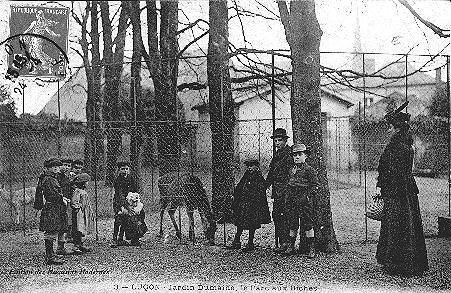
[364,91,429,119]
[340,60,437,89]
[191,84,355,113]
[39,67,87,122]
[39,63,154,122]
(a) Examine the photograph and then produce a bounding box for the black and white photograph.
[0,0,449,292]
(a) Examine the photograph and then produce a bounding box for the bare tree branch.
[277,0,292,45]
[177,18,209,35]
[398,0,449,38]
[178,30,209,58]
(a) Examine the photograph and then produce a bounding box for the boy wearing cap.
[227,158,271,252]
[71,173,94,253]
[39,158,70,265]
[111,161,137,247]
[282,144,318,258]
[265,128,293,252]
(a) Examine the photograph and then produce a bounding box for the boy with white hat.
[282,143,318,258]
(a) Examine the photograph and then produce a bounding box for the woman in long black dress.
[375,101,428,276]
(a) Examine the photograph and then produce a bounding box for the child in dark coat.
[38,158,69,265]
[226,158,271,252]
[111,161,137,247]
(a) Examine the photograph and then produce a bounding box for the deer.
[157,172,217,245]
[0,183,37,224]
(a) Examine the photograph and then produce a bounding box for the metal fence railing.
[0,51,449,245]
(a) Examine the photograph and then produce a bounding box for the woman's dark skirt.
[376,194,428,275]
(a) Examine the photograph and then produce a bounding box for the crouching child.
[122,192,148,246]
[283,144,318,258]
[226,158,271,252]
[71,173,95,253]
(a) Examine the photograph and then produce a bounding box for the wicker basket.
[365,198,384,221]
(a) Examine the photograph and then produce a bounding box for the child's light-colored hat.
[292,143,311,155]
[126,192,141,205]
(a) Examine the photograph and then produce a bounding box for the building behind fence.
[0,52,449,242]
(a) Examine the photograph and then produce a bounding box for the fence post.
[93,72,99,242]
[447,55,450,217]
[57,78,62,157]
[271,51,276,157]
[358,102,362,187]
[8,127,13,223]
[363,53,368,242]
[405,54,408,106]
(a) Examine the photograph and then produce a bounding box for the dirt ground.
[1,172,450,292]
[0,214,450,293]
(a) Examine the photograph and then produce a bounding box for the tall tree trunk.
[278,0,339,253]
[101,1,129,186]
[156,1,180,176]
[90,1,105,180]
[208,0,234,222]
[80,2,93,175]
[128,1,144,192]
[142,0,160,174]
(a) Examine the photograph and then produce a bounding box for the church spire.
[352,0,363,73]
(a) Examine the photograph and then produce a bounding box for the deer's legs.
[187,210,195,242]
[168,209,181,239]
[199,209,216,245]
[199,211,208,237]
[158,208,165,238]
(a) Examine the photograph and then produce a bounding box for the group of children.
[35,127,316,265]
[34,158,93,265]
[227,128,318,258]
[35,158,148,265]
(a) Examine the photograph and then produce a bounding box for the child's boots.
[274,242,288,253]
[241,242,255,252]
[282,237,296,255]
[225,241,241,250]
[306,237,316,259]
[55,241,71,255]
[45,240,65,265]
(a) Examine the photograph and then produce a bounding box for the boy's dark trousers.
[272,198,288,247]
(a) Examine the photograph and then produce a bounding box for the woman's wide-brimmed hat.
[292,143,311,155]
[270,128,289,139]
[385,101,411,126]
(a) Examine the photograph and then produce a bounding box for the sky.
[0,0,449,115]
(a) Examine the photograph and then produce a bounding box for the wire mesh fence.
[0,51,449,245]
